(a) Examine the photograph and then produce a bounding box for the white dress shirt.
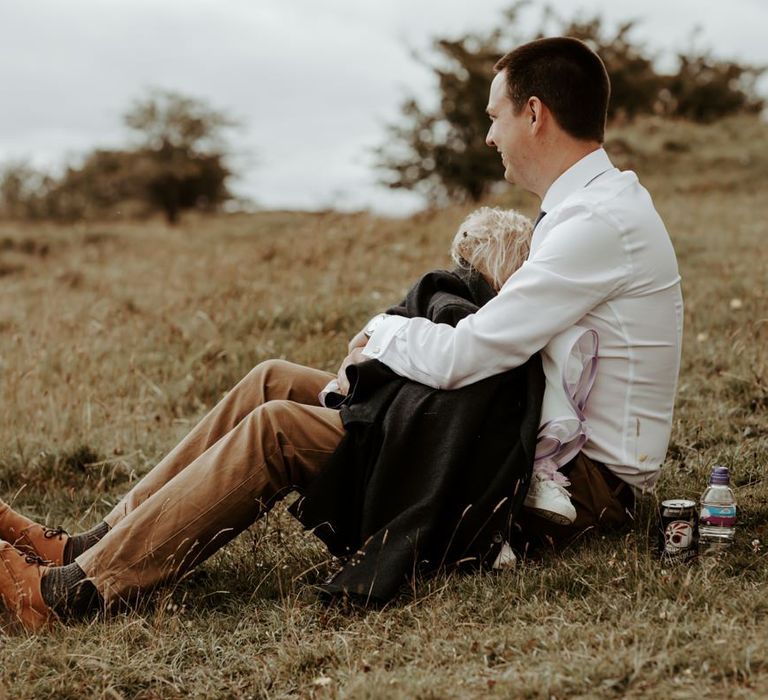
[362,148,683,491]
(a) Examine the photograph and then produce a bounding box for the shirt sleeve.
[362,209,630,389]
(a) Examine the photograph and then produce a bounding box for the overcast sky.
[1,0,766,216]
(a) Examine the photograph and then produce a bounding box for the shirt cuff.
[361,314,409,360]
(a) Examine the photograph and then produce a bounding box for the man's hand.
[337,347,368,395]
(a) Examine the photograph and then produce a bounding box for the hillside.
[0,116,767,698]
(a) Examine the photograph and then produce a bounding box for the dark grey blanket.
[289,268,544,603]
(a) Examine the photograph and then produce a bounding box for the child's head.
[450,207,533,290]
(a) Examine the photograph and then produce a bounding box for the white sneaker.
[492,541,517,570]
[524,475,577,525]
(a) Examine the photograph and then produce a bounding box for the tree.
[0,90,238,224]
[375,41,502,205]
[374,4,531,206]
[123,90,235,223]
[666,52,764,122]
[40,150,143,222]
[0,162,43,219]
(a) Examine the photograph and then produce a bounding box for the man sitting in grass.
[0,36,682,631]
[340,36,682,542]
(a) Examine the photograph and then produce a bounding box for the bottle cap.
[709,465,730,485]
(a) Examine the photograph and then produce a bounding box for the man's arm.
[359,212,629,389]
[340,271,478,392]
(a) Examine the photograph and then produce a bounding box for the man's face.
[485,71,533,190]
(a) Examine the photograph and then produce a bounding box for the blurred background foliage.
[375,2,765,205]
[0,90,235,224]
[0,2,765,221]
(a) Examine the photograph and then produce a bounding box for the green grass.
[0,115,767,698]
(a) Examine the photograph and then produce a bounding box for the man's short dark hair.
[494,37,610,143]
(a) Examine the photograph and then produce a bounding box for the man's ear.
[528,97,544,132]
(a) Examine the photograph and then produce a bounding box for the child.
[325,206,590,527]
[449,206,533,291]
[450,206,584,526]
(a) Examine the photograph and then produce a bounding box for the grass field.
[0,115,767,698]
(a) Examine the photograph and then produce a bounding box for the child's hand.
[336,347,367,395]
[347,327,368,353]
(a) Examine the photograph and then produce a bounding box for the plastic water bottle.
[698,465,737,554]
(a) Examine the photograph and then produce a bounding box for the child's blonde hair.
[450,207,534,290]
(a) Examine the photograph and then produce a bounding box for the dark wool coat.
[289,268,544,603]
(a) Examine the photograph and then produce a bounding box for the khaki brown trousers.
[76,360,344,605]
[76,360,634,605]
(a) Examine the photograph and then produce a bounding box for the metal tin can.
[658,499,698,563]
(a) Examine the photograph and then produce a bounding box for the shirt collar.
[540,147,614,214]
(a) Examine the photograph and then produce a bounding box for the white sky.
[1,0,766,216]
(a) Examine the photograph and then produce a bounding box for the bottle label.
[700,504,737,527]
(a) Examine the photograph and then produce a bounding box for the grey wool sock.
[41,563,103,620]
[63,521,110,564]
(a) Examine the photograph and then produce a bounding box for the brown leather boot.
[0,540,57,632]
[0,500,69,566]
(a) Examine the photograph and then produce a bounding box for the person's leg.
[0,360,333,566]
[74,397,344,607]
[104,359,334,527]
[1,362,342,628]
[516,452,635,550]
